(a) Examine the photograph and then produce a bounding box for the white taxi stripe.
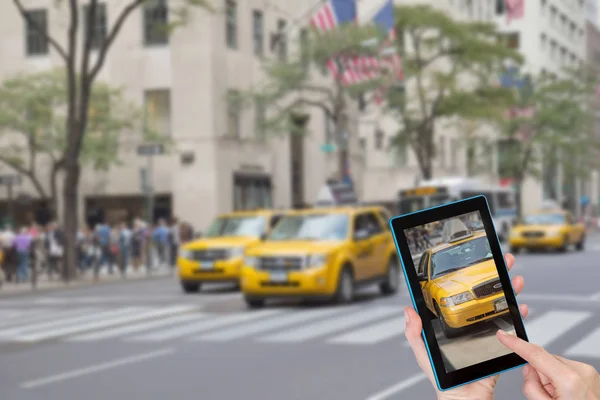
[17,305,198,342]
[525,311,592,347]
[328,316,406,344]
[128,309,283,342]
[68,313,206,342]
[194,307,351,342]
[260,306,401,343]
[564,327,600,358]
[0,308,121,337]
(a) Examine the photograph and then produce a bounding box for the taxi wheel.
[558,236,568,252]
[380,257,400,295]
[244,296,265,309]
[334,266,355,304]
[576,236,585,251]
[435,303,461,339]
[181,282,201,293]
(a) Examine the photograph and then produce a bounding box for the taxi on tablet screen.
[416,224,508,338]
[177,209,286,293]
[240,206,400,308]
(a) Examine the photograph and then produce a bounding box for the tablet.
[389,195,528,391]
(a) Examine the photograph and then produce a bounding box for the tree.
[387,5,521,180]
[0,68,167,217]
[239,22,391,182]
[495,67,600,216]
[12,0,212,281]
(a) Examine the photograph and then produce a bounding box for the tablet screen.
[404,210,516,372]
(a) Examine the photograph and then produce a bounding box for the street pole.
[6,181,13,226]
[146,153,154,275]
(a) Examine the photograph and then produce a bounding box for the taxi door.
[364,211,389,277]
[350,213,374,281]
[565,213,580,244]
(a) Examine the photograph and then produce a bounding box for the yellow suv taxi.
[509,210,586,253]
[240,206,400,308]
[177,210,286,293]
[417,227,508,338]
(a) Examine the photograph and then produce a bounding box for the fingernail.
[497,329,507,336]
[405,308,410,325]
[523,364,530,377]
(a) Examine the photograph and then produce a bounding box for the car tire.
[244,296,265,309]
[435,303,461,339]
[181,282,201,293]
[334,266,355,304]
[380,257,401,296]
[558,236,568,253]
[576,235,585,251]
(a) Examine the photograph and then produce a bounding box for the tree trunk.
[62,159,80,282]
[466,144,476,177]
[514,175,524,219]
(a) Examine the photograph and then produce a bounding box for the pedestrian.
[94,222,114,276]
[45,221,64,280]
[169,217,180,270]
[152,219,169,268]
[1,224,16,282]
[131,219,145,271]
[118,221,132,277]
[14,227,32,283]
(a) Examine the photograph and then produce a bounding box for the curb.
[0,272,173,300]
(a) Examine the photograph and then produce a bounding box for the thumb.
[522,365,552,400]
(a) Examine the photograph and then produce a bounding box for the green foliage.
[388,5,522,178]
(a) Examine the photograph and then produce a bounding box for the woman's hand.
[404,253,528,400]
[496,330,600,399]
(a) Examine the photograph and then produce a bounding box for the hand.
[404,253,528,400]
[496,331,600,399]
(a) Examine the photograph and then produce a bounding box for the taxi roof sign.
[315,181,358,207]
[442,218,473,243]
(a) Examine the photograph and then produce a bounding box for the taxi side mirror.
[417,274,428,282]
[260,233,268,241]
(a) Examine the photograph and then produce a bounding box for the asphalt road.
[0,236,599,400]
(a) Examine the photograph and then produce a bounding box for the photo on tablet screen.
[405,211,516,372]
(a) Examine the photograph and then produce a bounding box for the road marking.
[260,306,401,343]
[328,316,406,345]
[17,305,198,342]
[128,309,283,342]
[0,308,122,337]
[20,348,174,389]
[518,294,596,303]
[0,309,60,328]
[68,313,206,342]
[364,373,427,400]
[194,307,349,342]
[564,327,600,358]
[525,311,591,347]
[589,292,600,300]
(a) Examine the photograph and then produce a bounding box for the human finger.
[512,275,525,296]
[505,253,515,271]
[522,364,552,400]
[404,307,436,384]
[496,330,570,381]
[519,303,529,319]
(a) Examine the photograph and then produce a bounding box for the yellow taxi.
[417,223,508,338]
[240,206,400,308]
[177,209,286,293]
[509,210,586,253]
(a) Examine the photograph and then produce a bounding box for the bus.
[398,177,518,241]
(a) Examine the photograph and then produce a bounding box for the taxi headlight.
[179,248,193,260]
[440,292,474,307]
[244,256,258,268]
[227,247,245,258]
[305,254,327,269]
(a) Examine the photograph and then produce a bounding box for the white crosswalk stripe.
[524,311,592,347]
[564,327,600,358]
[328,316,406,345]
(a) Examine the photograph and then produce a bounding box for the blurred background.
[0,0,599,399]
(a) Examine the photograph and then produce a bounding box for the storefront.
[233,173,272,211]
[85,194,172,227]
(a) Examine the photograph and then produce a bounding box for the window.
[24,9,48,56]
[276,19,287,61]
[550,7,557,25]
[416,253,429,277]
[144,89,171,136]
[227,90,241,138]
[375,129,384,150]
[540,0,546,15]
[254,98,266,137]
[233,174,272,210]
[540,34,546,51]
[226,0,237,49]
[354,213,383,237]
[252,10,263,56]
[143,0,168,46]
[495,0,505,14]
[506,32,520,49]
[83,3,107,50]
[498,192,516,209]
[465,0,473,17]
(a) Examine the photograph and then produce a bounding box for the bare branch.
[88,0,145,81]
[12,0,69,61]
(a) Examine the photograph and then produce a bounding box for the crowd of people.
[0,217,195,285]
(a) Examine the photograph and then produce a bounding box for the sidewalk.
[0,265,174,298]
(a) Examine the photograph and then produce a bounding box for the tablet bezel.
[389,195,528,391]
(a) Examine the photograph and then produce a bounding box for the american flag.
[310,0,358,85]
[504,0,525,24]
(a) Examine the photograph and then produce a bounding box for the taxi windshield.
[523,214,565,225]
[269,214,349,241]
[431,236,493,278]
[205,216,266,238]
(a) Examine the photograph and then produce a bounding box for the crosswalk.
[0,305,598,358]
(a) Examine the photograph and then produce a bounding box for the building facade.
[585,20,600,218]
[0,0,365,231]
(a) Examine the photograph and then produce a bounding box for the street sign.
[0,175,22,185]
[320,143,337,153]
[137,144,164,156]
